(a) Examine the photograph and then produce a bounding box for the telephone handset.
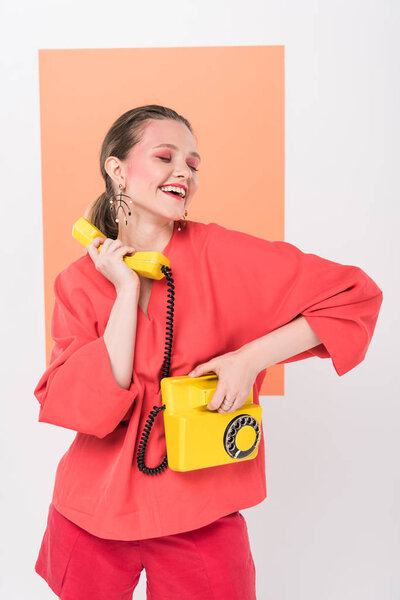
[72,217,170,280]
[72,217,262,475]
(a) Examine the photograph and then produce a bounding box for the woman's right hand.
[86,236,140,292]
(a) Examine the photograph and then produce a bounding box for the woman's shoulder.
[190,219,273,241]
[55,253,114,296]
[187,219,247,244]
[58,253,95,280]
[189,219,275,255]
[188,219,226,235]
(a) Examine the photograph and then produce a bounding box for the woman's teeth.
[159,185,186,199]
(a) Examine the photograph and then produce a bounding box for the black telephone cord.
[136,264,175,475]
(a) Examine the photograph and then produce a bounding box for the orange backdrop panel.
[38,45,285,395]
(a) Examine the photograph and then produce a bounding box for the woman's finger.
[116,246,136,259]
[86,237,106,262]
[88,236,106,248]
[108,239,124,250]
[218,396,237,414]
[207,384,229,411]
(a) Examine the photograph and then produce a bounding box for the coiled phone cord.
[136,264,175,476]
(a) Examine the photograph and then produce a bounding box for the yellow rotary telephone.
[72,217,262,474]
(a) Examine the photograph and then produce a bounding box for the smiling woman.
[33,104,259,599]
[85,106,201,247]
[34,103,383,600]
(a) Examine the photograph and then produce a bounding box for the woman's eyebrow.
[152,143,201,161]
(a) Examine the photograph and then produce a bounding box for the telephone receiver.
[72,217,170,280]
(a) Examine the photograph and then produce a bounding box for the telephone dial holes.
[223,414,261,459]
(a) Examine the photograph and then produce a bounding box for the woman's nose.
[174,162,192,177]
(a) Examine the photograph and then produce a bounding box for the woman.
[34,105,383,599]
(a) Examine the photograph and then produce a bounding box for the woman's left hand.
[187,348,258,414]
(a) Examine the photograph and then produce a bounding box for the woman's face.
[118,118,200,222]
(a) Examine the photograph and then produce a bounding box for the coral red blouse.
[34,220,383,540]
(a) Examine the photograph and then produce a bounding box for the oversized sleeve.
[205,223,383,377]
[33,266,139,438]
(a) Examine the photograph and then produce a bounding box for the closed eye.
[157,156,198,172]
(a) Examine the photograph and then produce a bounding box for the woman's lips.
[159,188,185,201]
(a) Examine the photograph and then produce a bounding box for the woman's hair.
[87,105,193,239]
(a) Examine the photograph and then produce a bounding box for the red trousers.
[35,503,257,599]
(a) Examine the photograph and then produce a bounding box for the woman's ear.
[105,156,125,186]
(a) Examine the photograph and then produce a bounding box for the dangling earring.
[109,183,133,226]
[177,209,188,231]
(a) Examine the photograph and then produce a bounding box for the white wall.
[1,1,398,598]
